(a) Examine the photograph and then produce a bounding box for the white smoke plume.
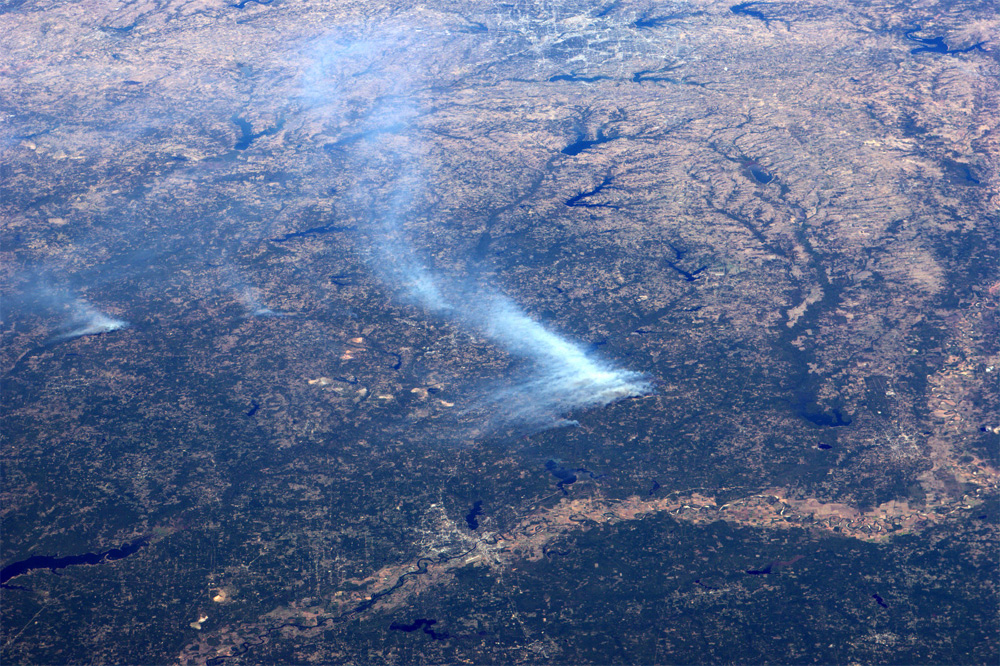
[237,284,278,317]
[452,290,652,432]
[384,230,652,433]
[299,23,653,433]
[221,268,294,318]
[50,298,128,342]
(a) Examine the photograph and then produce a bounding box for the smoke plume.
[300,24,652,434]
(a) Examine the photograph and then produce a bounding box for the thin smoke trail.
[1,276,127,344]
[50,298,128,342]
[301,25,653,433]
[236,284,277,316]
[221,267,295,318]
[462,293,652,431]
[391,250,652,431]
